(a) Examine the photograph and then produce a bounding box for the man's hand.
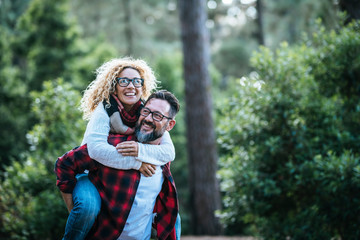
[139,162,156,177]
[116,141,139,156]
[61,192,74,213]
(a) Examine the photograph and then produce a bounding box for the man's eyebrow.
[146,107,167,115]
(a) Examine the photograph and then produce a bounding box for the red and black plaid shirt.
[55,134,178,240]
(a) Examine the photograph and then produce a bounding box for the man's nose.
[144,113,154,122]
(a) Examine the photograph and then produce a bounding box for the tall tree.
[0,27,28,170]
[0,0,31,30]
[178,0,221,235]
[122,0,133,55]
[0,0,80,169]
[265,0,339,46]
[0,0,113,171]
[339,0,360,23]
[256,0,265,45]
[15,0,79,91]
[0,0,32,169]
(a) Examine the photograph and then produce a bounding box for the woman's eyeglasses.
[116,77,144,88]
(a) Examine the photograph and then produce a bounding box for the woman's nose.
[127,81,135,88]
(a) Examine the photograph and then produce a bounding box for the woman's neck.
[122,104,132,112]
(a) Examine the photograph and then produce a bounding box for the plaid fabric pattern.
[154,163,178,240]
[105,94,142,127]
[55,134,178,240]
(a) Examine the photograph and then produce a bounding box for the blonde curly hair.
[80,57,158,120]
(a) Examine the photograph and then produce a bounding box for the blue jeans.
[62,174,181,239]
[62,173,101,240]
[175,212,181,239]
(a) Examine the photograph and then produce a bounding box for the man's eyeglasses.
[116,77,144,88]
[140,107,172,122]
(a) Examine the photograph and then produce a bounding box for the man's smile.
[140,120,155,132]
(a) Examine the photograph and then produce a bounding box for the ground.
[181,236,255,240]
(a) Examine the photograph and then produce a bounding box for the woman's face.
[115,68,143,111]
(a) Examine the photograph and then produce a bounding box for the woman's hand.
[116,141,139,156]
[139,162,156,177]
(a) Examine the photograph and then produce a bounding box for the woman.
[60,57,180,239]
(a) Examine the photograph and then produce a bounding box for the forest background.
[0,0,359,239]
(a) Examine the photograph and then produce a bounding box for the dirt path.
[181,236,255,240]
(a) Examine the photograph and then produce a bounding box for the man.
[55,90,180,240]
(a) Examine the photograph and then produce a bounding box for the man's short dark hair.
[145,90,180,118]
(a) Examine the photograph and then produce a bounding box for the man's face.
[135,98,175,143]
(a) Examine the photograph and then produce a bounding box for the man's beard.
[135,119,167,143]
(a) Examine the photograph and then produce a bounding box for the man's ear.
[166,119,176,131]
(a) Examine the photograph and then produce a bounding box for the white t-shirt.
[118,167,164,240]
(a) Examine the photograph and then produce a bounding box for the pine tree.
[14,0,79,91]
[178,0,222,235]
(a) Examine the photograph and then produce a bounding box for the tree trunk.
[339,0,360,24]
[178,0,222,235]
[122,0,133,55]
[255,0,265,45]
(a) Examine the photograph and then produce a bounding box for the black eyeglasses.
[116,77,144,88]
[140,107,172,122]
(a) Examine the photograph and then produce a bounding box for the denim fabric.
[175,213,181,240]
[62,174,181,239]
[62,173,101,240]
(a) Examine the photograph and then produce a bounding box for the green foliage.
[12,0,115,92]
[213,38,254,78]
[0,0,353,237]
[217,21,360,239]
[14,0,78,90]
[70,36,117,90]
[154,52,184,98]
[28,79,85,162]
[265,0,340,46]
[0,0,31,30]
[0,26,29,169]
[0,79,85,239]
[0,0,114,171]
[0,159,67,240]
[69,0,180,59]
[0,0,82,170]
[289,151,360,238]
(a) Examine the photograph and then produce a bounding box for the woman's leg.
[175,213,181,240]
[62,173,101,240]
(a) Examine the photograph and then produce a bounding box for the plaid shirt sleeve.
[153,162,179,240]
[54,134,134,194]
[54,144,96,193]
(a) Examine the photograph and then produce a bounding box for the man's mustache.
[140,120,156,129]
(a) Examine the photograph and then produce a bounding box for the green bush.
[217,21,360,239]
[0,79,85,239]
[0,0,115,173]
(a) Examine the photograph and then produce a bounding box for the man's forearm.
[61,192,74,213]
